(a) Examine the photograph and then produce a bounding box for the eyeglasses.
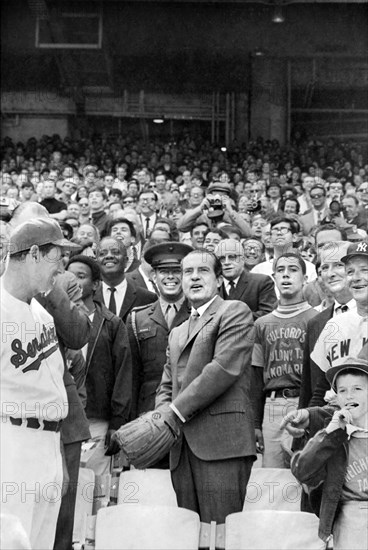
[270,227,291,235]
[218,254,243,263]
[123,200,134,204]
[243,245,262,253]
[310,193,324,199]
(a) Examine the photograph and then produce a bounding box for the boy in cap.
[0,218,79,549]
[291,350,368,549]
[127,242,192,421]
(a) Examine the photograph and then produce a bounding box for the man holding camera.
[176,182,251,237]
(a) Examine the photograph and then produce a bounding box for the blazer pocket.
[137,326,158,360]
[208,401,246,415]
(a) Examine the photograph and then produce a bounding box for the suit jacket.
[298,305,333,410]
[220,270,277,320]
[126,267,157,293]
[127,299,191,419]
[155,296,257,469]
[125,256,141,274]
[84,302,132,430]
[95,279,157,323]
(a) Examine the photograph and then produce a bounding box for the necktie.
[317,210,322,224]
[336,304,349,315]
[145,217,151,238]
[165,304,177,329]
[108,286,117,314]
[189,310,200,334]
[228,280,236,298]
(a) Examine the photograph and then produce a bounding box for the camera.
[329,200,341,217]
[207,194,225,219]
[247,199,262,214]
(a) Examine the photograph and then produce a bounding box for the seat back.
[95,504,201,550]
[225,510,323,550]
[243,468,301,511]
[117,469,177,507]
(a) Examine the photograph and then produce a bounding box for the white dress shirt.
[101,279,127,315]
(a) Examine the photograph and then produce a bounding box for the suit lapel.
[150,301,167,329]
[233,270,248,300]
[120,280,136,320]
[172,300,191,329]
[86,305,104,370]
[181,296,219,351]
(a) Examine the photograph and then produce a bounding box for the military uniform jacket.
[127,300,190,419]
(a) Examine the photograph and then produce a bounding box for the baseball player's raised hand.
[280,409,310,437]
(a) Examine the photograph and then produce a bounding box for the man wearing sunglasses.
[299,185,329,235]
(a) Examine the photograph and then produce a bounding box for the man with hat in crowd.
[176,181,251,237]
[0,218,80,549]
[290,348,368,550]
[127,242,192,423]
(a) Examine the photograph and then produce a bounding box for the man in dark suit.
[125,239,159,294]
[127,242,192,421]
[94,236,157,323]
[155,249,256,523]
[299,241,354,409]
[216,238,277,320]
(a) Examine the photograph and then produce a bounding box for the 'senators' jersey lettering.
[1,285,68,421]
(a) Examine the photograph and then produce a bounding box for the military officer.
[127,242,192,422]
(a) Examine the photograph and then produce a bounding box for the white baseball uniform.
[1,283,68,549]
[311,310,368,372]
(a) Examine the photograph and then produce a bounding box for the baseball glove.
[111,405,182,469]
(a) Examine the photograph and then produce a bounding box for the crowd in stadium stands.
[1,131,368,549]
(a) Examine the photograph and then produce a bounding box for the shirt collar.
[192,295,217,318]
[333,298,356,314]
[102,279,127,293]
[160,296,185,313]
[224,275,240,291]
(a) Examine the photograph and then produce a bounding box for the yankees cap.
[341,240,368,263]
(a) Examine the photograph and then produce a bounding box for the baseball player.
[311,241,368,373]
[0,218,79,549]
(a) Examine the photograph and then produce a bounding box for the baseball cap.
[326,349,368,391]
[144,242,193,269]
[341,240,368,263]
[207,182,231,195]
[9,218,80,255]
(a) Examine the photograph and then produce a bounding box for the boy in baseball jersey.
[251,252,318,467]
[1,218,78,549]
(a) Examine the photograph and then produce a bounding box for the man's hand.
[104,428,121,456]
[221,195,234,213]
[325,408,353,434]
[280,409,310,437]
[200,196,211,212]
[255,428,264,454]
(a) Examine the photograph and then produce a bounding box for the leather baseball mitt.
[111,405,182,469]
